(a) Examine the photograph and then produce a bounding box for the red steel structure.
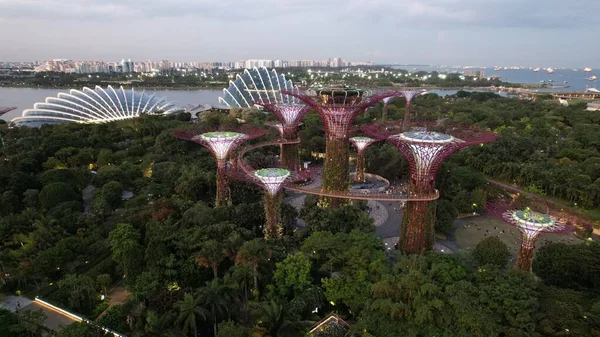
[396,89,427,129]
[364,123,498,254]
[486,198,570,271]
[172,125,264,207]
[349,136,378,183]
[282,88,395,207]
[258,102,310,171]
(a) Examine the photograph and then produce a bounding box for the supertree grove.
[282,88,395,207]
[364,123,498,254]
[349,136,378,183]
[172,126,265,207]
[485,198,570,271]
[259,102,310,171]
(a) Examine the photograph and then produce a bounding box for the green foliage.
[472,236,511,268]
[38,182,80,209]
[109,223,144,282]
[533,242,600,291]
[97,305,129,333]
[54,321,106,337]
[217,320,250,337]
[273,252,312,298]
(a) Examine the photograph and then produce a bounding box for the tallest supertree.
[283,88,395,207]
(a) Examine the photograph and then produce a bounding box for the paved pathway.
[0,296,78,331]
[96,285,130,320]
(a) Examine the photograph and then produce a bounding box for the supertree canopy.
[349,136,377,183]
[283,88,395,207]
[172,126,265,207]
[364,123,499,254]
[396,88,427,129]
[259,102,310,171]
[486,198,569,271]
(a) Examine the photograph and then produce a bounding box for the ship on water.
[585,67,592,72]
[533,67,540,72]
[589,76,597,81]
[546,67,554,74]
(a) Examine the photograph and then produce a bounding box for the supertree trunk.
[400,200,436,254]
[216,159,231,207]
[402,101,412,130]
[355,150,366,183]
[516,244,535,271]
[381,102,389,122]
[321,136,349,208]
[280,127,300,171]
[264,192,282,239]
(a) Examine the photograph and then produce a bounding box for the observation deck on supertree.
[486,198,570,271]
[282,88,395,207]
[172,126,265,207]
[364,123,499,254]
[349,136,378,183]
[396,88,427,129]
[258,102,310,171]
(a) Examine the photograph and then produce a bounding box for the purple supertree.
[380,96,394,122]
[396,88,427,129]
[172,126,265,207]
[364,123,498,254]
[486,198,570,271]
[349,136,378,183]
[259,102,310,171]
[231,142,314,238]
[282,88,395,207]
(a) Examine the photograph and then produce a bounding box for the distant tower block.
[364,124,499,254]
[260,103,310,171]
[254,168,291,239]
[349,136,377,183]
[486,200,569,271]
[283,88,395,207]
[381,96,393,122]
[173,127,264,207]
[397,89,427,129]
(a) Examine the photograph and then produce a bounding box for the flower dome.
[11,85,184,127]
[218,67,297,108]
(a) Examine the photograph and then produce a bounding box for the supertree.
[349,136,378,183]
[172,126,264,207]
[259,102,310,171]
[231,141,314,239]
[486,198,570,271]
[282,88,395,207]
[364,123,499,254]
[396,88,427,129]
[380,96,393,121]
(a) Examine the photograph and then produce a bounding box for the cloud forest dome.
[11,85,184,127]
[218,67,298,108]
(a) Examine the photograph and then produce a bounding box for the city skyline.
[0,0,598,67]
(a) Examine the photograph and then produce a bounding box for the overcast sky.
[0,0,598,66]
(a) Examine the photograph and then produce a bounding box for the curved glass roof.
[11,85,184,127]
[218,67,297,108]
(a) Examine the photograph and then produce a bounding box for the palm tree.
[235,239,272,297]
[175,293,209,337]
[195,240,224,279]
[222,232,244,262]
[145,310,183,337]
[196,279,234,337]
[254,300,306,337]
[228,264,254,309]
